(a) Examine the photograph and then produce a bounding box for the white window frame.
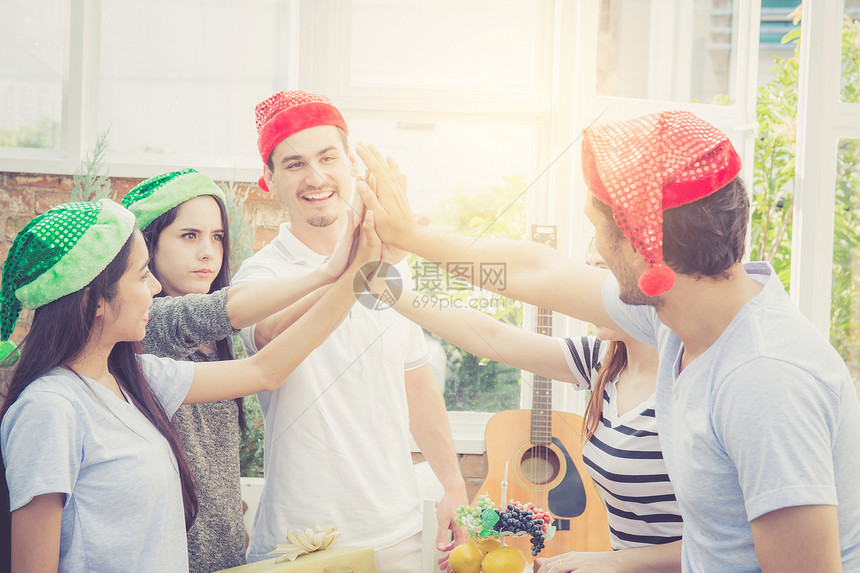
[2,0,791,454]
[791,0,860,335]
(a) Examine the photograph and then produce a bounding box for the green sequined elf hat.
[121,168,226,231]
[0,199,136,365]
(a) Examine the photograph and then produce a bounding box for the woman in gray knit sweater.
[121,169,353,572]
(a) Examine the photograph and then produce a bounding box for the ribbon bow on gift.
[268,525,341,563]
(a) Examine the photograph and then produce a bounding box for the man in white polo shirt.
[233,90,467,572]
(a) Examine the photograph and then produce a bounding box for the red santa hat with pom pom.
[581,111,742,296]
[255,90,348,192]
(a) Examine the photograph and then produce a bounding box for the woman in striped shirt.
[550,334,682,571]
[376,287,682,571]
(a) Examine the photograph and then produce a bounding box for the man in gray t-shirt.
[356,112,860,572]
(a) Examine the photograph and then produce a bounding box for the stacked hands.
[325,143,424,298]
[354,142,420,252]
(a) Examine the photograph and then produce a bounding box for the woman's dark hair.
[0,232,200,538]
[582,341,627,441]
[141,195,245,431]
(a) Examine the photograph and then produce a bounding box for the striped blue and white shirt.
[559,336,683,550]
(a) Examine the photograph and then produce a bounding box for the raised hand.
[355,144,418,249]
[324,208,361,279]
[350,210,384,271]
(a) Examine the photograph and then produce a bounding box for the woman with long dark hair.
[121,169,352,572]
[0,198,378,571]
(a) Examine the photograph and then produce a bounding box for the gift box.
[216,545,376,573]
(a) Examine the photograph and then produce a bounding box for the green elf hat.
[0,199,135,366]
[121,168,226,231]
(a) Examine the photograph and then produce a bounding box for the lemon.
[481,545,527,573]
[477,537,502,556]
[448,542,483,573]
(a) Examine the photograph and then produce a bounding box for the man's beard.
[618,285,664,309]
[607,248,664,309]
[307,213,338,227]
[299,183,342,228]
[617,271,664,309]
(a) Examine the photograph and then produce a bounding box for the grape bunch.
[491,500,552,556]
[455,494,496,530]
[475,494,496,512]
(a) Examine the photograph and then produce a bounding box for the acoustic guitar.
[474,225,611,558]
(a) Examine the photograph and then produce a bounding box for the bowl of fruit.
[455,495,555,556]
[449,495,557,573]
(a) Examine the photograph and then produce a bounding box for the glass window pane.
[349,0,541,96]
[842,0,860,103]
[757,1,799,89]
[597,0,739,104]
[98,0,298,166]
[760,0,799,50]
[833,139,860,396]
[350,119,531,210]
[351,119,529,412]
[0,0,65,149]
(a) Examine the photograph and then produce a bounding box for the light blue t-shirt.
[1,354,195,572]
[603,262,860,572]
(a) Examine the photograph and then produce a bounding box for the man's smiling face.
[264,125,357,233]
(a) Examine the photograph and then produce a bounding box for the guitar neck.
[530,224,557,445]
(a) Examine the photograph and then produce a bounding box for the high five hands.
[356,143,429,264]
[355,143,424,253]
[324,143,421,298]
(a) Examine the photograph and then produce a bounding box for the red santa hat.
[255,90,348,192]
[581,111,742,296]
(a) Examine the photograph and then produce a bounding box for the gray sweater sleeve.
[142,287,238,360]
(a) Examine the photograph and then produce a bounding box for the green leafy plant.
[239,395,266,477]
[750,38,798,288]
[71,130,114,202]
[833,15,860,386]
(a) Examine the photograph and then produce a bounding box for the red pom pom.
[257,175,270,192]
[638,264,675,296]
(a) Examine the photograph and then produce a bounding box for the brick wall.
[0,170,488,493]
[0,171,285,343]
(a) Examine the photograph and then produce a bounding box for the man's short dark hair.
[266,127,350,172]
[662,177,748,279]
[594,177,749,279]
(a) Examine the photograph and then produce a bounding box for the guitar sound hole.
[520,446,560,485]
